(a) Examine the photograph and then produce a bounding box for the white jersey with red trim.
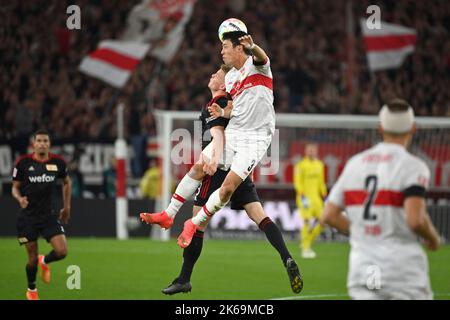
[225,56,275,135]
[328,142,432,296]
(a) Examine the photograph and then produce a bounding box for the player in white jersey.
[177,30,276,247]
[321,99,441,300]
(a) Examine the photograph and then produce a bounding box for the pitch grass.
[0,238,449,300]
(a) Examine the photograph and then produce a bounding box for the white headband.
[379,104,414,133]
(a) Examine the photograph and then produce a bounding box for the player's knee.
[219,183,234,201]
[55,247,68,259]
[189,163,204,180]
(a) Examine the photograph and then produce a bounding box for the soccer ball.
[218,18,248,42]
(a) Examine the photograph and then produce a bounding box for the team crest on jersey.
[28,166,35,171]
[46,164,58,171]
[18,237,29,244]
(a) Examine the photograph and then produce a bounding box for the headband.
[379,105,414,133]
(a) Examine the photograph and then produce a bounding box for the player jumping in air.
[141,64,303,294]
[176,30,277,248]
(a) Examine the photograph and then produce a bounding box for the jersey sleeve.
[12,159,24,182]
[203,97,230,129]
[401,158,430,198]
[252,57,271,75]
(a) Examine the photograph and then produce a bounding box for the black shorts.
[17,214,65,245]
[194,169,260,210]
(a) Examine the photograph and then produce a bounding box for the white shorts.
[225,131,272,180]
[200,141,231,171]
[201,130,272,180]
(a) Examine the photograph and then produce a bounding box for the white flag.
[122,0,195,63]
[361,19,417,71]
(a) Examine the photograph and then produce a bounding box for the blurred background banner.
[122,0,196,63]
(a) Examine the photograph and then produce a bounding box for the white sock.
[192,189,228,225]
[166,174,201,218]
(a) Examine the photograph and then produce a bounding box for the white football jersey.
[225,56,275,135]
[328,142,432,295]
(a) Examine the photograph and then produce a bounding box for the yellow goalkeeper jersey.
[293,157,327,200]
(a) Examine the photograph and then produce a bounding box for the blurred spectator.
[68,159,84,198]
[129,103,147,178]
[139,158,161,200]
[0,0,448,146]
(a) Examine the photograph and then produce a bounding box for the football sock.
[178,231,204,283]
[259,217,292,266]
[192,189,228,225]
[44,250,64,264]
[166,175,201,218]
[26,264,38,290]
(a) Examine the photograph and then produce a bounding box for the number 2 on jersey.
[363,175,378,220]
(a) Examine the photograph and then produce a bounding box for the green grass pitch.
[0,238,449,300]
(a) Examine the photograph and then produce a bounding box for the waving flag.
[79,40,150,88]
[122,0,195,63]
[360,19,417,71]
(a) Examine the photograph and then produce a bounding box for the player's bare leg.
[178,170,242,248]
[39,234,68,284]
[140,159,207,229]
[25,241,39,300]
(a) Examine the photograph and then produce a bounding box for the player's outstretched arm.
[239,34,268,64]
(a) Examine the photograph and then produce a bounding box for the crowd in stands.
[1,0,449,146]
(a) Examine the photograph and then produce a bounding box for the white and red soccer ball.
[218,18,248,42]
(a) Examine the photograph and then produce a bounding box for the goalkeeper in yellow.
[293,143,327,259]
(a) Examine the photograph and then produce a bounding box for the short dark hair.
[222,31,252,55]
[33,129,50,140]
[386,98,411,112]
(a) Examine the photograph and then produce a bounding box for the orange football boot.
[26,289,39,300]
[140,211,174,229]
[38,255,50,284]
[177,219,197,248]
